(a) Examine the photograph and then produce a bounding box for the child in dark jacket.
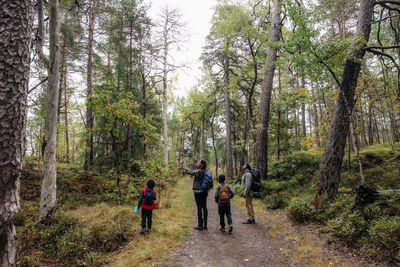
[137,179,156,234]
[214,175,234,233]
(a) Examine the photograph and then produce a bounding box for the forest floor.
[166,186,389,267]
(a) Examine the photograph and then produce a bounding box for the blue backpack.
[200,170,213,191]
[143,188,155,205]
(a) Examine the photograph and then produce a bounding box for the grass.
[106,178,193,266]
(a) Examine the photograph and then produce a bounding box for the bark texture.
[0,0,33,265]
[40,0,61,223]
[84,0,95,170]
[255,0,282,180]
[224,56,233,181]
[316,0,375,199]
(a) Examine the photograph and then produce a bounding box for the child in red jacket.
[137,179,156,234]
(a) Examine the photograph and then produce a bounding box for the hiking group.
[135,158,260,235]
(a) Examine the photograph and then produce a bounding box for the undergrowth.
[261,143,400,263]
[16,158,185,266]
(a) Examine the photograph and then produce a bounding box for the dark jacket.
[214,183,234,206]
[137,187,156,209]
[184,168,205,191]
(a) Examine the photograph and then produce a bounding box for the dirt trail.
[167,187,388,267]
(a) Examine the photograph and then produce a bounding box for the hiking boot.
[203,225,207,230]
[229,225,233,233]
[220,227,226,232]
[242,219,253,224]
[139,228,147,234]
[194,226,203,230]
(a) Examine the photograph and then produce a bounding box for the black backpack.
[250,169,261,192]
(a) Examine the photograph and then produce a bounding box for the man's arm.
[137,190,144,208]
[183,168,200,176]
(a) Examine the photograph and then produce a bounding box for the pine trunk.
[316,0,375,200]
[84,0,95,170]
[0,1,33,265]
[224,55,233,182]
[255,0,282,180]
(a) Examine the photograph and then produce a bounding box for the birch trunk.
[40,0,61,223]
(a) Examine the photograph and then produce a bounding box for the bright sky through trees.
[149,0,216,95]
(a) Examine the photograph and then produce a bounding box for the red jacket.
[138,188,156,209]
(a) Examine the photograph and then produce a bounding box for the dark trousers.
[141,208,153,229]
[194,191,208,227]
[218,205,232,228]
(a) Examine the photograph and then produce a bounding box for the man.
[241,164,255,224]
[183,159,210,230]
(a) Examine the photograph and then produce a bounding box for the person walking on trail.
[214,174,234,233]
[137,179,157,234]
[241,164,255,224]
[182,159,213,230]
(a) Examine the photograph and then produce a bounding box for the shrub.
[323,210,367,243]
[368,216,400,258]
[286,197,316,223]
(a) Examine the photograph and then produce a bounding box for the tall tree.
[39,0,61,223]
[255,0,282,180]
[84,0,96,170]
[157,6,185,168]
[316,0,375,200]
[0,0,33,265]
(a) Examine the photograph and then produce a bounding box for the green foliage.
[322,210,367,243]
[368,216,400,257]
[269,151,321,181]
[286,197,316,223]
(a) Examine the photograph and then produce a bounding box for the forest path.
[166,186,387,267]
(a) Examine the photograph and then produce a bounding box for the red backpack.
[219,186,230,204]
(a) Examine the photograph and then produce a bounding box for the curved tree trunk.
[255,0,282,180]
[0,0,33,265]
[316,0,375,200]
[40,0,61,223]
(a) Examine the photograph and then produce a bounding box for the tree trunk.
[316,0,375,200]
[312,82,321,147]
[63,58,69,163]
[301,76,307,137]
[211,106,219,178]
[224,55,233,182]
[162,75,169,167]
[40,0,61,224]
[0,1,33,265]
[84,0,95,170]
[368,100,374,145]
[255,0,282,180]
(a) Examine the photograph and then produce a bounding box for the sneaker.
[242,219,252,224]
[229,225,233,233]
[250,219,256,224]
[194,226,203,230]
[139,228,147,234]
[220,227,226,232]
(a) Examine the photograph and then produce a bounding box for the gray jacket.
[241,170,252,196]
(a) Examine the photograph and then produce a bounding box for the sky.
[149,0,216,97]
